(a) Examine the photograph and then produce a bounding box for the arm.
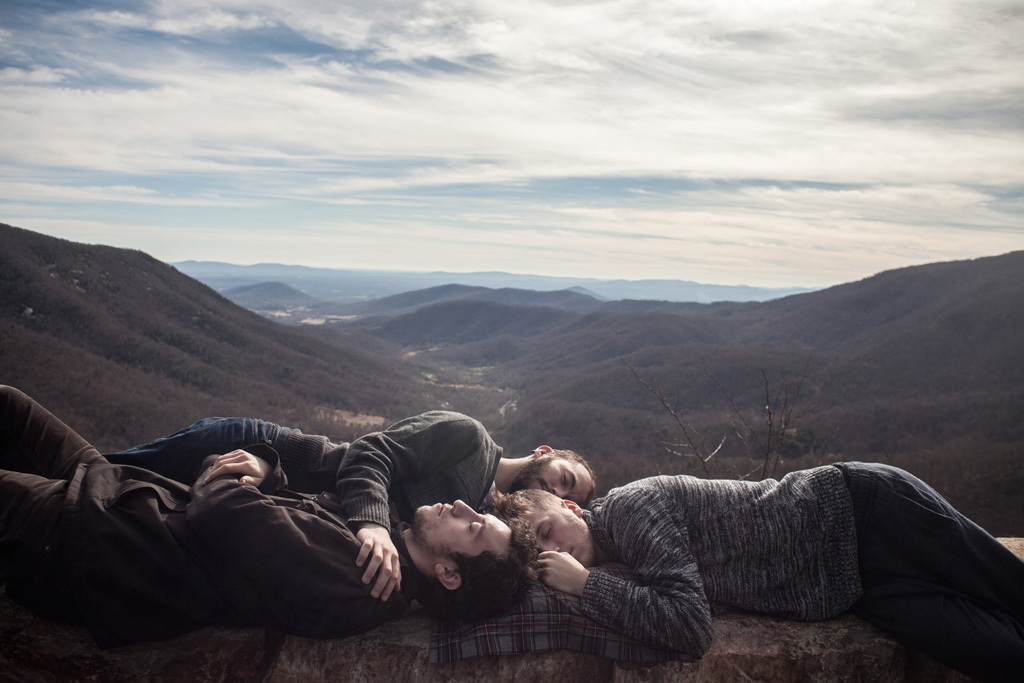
[186,458,407,638]
[334,411,498,528]
[577,492,714,655]
[104,418,278,484]
[334,412,498,601]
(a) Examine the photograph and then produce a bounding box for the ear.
[531,445,553,458]
[433,562,462,591]
[561,499,584,518]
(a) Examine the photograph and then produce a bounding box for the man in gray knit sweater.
[511,463,1023,683]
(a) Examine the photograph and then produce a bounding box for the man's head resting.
[506,488,599,567]
[509,447,597,506]
[408,493,539,621]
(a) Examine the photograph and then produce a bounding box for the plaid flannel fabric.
[429,565,692,663]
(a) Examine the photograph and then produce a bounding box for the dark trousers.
[0,386,107,619]
[846,462,1024,683]
[105,417,292,484]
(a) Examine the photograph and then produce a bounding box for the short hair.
[548,448,597,505]
[417,492,539,622]
[508,487,563,512]
[508,448,598,506]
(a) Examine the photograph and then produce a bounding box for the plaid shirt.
[430,565,689,663]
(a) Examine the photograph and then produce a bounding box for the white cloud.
[1,0,1021,286]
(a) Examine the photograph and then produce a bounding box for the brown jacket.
[60,444,422,648]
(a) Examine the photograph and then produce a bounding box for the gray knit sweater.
[581,466,862,654]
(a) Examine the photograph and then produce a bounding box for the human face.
[525,495,596,567]
[533,457,594,504]
[411,500,512,560]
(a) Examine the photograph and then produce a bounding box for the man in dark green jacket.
[0,386,537,648]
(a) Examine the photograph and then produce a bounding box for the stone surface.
[268,608,618,683]
[0,590,269,682]
[1,597,971,683]
[4,538,1020,682]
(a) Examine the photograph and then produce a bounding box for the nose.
[452,500,480,519]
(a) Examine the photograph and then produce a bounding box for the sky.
[1,0,1022,288]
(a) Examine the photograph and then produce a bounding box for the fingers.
[356,538,372,567]
[203,450,259,484]
[360,542,384,584]
[537,551,588,596]
[538,550,566,567]
[371,557,401,600]
[356,537,402,599]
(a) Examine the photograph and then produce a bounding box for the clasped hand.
[538,550,590,597]
[201,449,271,486]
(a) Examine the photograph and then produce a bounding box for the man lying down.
[0,386,538,647]
[491,467,1023,683]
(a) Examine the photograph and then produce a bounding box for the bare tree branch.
[627,355,819,480]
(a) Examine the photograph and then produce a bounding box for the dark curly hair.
[417,492,539,622]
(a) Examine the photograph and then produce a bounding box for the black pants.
[846,462,1024,683]
[0,386,106,619]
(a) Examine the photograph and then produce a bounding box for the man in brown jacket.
[0,386,537,648]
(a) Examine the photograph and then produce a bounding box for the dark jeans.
[105,417,293,485]
[846,462,1024,683]
[0,386,105,619]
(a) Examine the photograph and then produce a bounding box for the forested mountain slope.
[0,223,427,449]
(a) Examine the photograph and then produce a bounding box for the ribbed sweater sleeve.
[580,491,713,654]
[278,431,333,493]
[580,468,861,653]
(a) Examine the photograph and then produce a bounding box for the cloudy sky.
[1,0,1022,287]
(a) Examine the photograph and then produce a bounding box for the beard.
[508,454,553,492]
[409,505,451,558]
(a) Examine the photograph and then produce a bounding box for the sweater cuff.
[580,567,622,618]
[344,498,393,530]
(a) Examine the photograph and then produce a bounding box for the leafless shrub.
[626,356,818,480]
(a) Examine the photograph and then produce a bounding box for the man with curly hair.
[0,386,538,647]
[105,412,594,603]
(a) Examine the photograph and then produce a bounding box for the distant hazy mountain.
[222,281,319,310]
[4,223,1022,534]
[172,260,814,304]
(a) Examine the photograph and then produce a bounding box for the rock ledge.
[5,538,1020,683]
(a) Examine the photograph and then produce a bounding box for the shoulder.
[588,483,679,553]
[393,410,478,424]
[596,475,694,512]
[385,411,488,435]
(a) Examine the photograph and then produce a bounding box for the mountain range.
[174,260,814,304]
[3,222,1022,534]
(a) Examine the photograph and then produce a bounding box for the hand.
[538,551,590,596]
[356,523,402,600]
[201,449,272,487]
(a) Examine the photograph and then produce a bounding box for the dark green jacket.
[61,445,420,648]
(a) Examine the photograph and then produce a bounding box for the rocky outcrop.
[5,539,1020,682]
